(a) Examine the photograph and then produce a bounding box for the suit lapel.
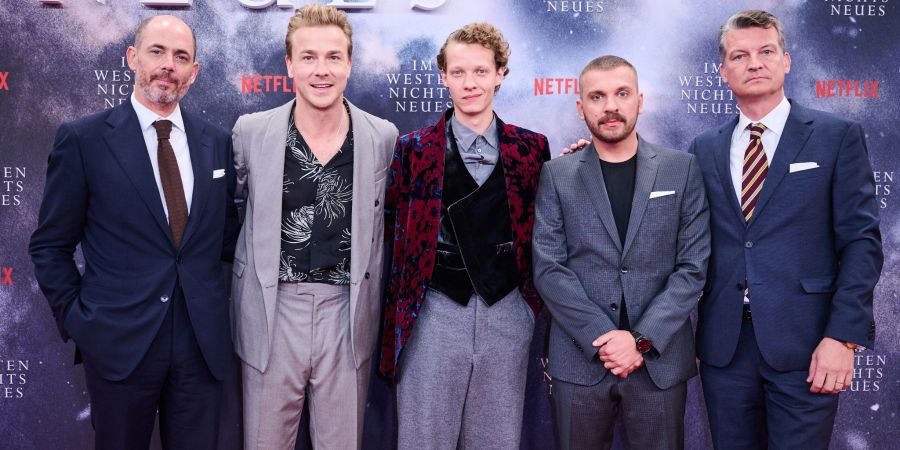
[622,138,659,258]
[748,104,813,226]
[179,113,212,249]
[103,103,172,245]
[252,101,291,286]
[349,101,375,286]
[712,116,745,225]
[577,144,623,253]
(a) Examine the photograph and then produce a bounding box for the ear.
[783,51,791,75]
[496,66,506,88]
[440,70,448,87]
[637,92,644,115]
[126,46,138,71]
[189,62,200,85]
[576,98,585,120]
[285,54,294,78]
[718,62,729,85]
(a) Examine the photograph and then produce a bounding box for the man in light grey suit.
[533,55,710,450]
[230,5,398,449]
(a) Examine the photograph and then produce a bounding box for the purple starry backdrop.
[0,1,897,449]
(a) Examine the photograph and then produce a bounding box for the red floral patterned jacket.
[379,110,550,379]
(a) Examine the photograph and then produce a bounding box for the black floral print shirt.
[279,100,353,284]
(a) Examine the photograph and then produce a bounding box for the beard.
[136,69,189,106]
[586,112,637,144]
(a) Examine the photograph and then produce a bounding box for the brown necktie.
[153,120,188,248]
[741,123,768,222]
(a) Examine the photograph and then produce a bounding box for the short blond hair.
[285,4,353,59]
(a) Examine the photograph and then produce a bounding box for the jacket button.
[610,303,618,311]
[365,272,370,279]
[745,241,754,248]
[375,200,380,206]
[160,295,169,303]
[620,267,629,274]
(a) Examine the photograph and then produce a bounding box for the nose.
[462,72,476,90]
[313,58,330,77]
[603,95,619,113]
[747,52,764,70]
[159,52,176,71]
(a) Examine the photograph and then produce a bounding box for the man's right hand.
[559,138,590,156]
[593,330,644,378]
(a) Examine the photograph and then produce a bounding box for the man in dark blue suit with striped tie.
[689,10,883,449]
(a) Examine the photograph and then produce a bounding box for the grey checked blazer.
[533,137,710,389]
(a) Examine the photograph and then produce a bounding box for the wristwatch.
[631,331,652,354]
[843,341,861,351]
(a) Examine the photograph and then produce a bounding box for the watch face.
[636,338,652,354]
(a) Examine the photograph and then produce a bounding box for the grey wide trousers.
[242,282,368,450]
[397,288,535,450]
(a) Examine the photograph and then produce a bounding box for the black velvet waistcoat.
[430,122,518,306]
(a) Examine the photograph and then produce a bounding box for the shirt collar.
[130,92,186,134]
[736,96,791,137]
[451,113,499,151]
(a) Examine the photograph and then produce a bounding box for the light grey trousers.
[397,288,535,450]
[242,282,368,450]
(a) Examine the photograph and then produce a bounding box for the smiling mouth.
[311,83,333,90]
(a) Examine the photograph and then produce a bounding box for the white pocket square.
[649,190,675,199]
[789,162,819,173]
[212,169,225,179]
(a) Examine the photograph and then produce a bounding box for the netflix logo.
[1,266,12,286]
[241,74,297,94]
[815,80,880,99]
[534,77,580,96]
[0,71,9,91]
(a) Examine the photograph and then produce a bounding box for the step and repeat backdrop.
[1,1,898,449]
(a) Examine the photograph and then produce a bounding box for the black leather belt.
[742,304,753,323]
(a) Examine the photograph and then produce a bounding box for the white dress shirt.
[130,93,194,220]
[729,96,791,204]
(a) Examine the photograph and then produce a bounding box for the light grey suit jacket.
[231,99,398,372]
[533,137,710,389]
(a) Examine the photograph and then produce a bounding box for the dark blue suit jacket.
[689,101,882,372]
[29,102,239,381]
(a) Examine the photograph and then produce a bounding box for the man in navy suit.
[29,15,238,449]
[689,10,883,449]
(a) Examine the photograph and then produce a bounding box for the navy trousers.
[82,285,222,450]
[700,322,840,450]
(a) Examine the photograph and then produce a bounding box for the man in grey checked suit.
[533,55,710,450]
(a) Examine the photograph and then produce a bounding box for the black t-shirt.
[278,101,354,284]
[600,154,637,330]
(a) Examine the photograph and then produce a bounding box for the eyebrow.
[148,43,192,56]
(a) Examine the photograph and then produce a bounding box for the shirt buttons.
[745,241,754,248]
[160,295,170,303]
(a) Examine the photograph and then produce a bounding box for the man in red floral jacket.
[379,22,550,450]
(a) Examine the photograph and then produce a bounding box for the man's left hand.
[807,337,855,394]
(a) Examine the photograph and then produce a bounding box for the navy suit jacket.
[29,102,239,381]
[689,100,882,371]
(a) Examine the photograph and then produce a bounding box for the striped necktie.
[741,123,768,222]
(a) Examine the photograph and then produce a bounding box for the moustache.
[598,113,626,125]
[150,71,176,83]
